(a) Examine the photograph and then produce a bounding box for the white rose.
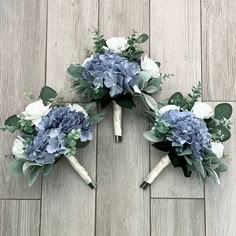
[159,105,180,115]
[106,37,128,53]
[68,104,88,117]
[191,101,214,119]
[141,55,160,78]
[12,137,26,159]
[211,142,224,158]
[82,55,93,67]
[22,100,51,126]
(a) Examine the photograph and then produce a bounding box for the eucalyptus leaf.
[142,93,157,111]
[39,86,57,105]
[168,92,184,106]
[215,103,232,120]
[211,126,231,142]
[136,34,149,43]
[4,115,20,127]
[67,64,84,78]
[8,159,26,176]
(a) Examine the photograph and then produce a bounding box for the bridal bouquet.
[141,83,232,189]
[1,87,104,188]
[68,30,172,142]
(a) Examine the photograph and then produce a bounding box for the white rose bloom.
[106,37,128,53]
[191,101,214,119]
[68,104,88,117]
[159,105,180,115]
[141,55,160,78]
[12,137,26,159]
[82,55,93,67]
[22,100,51,126]
[211,142,224,158]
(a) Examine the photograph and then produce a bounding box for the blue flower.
[83,52,140,97]
[26,107,93,164]
[161,110,211,159]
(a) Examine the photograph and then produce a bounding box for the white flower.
[159,105,179,115]
[106,37,128,53]
[12,137,26,159]
[68,104,88,117]
[191,101,214,119]
[141,55,160,78]
[211,142,224,158]
[22,100,51,126]
[82,55,93,67]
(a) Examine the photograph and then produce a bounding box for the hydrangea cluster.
[161,110,211,159]
[83,52,140,97]
[27,107,92,164]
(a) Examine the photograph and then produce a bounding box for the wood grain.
[205,102,236,236]
[150,0,203,198]
[96,1,150,235]
[202,0,236,101]
[46,0,98,101]
[151,199,205,236]
[0,200,40,236]
[0,0,46,198]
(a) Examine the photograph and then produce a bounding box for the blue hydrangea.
[83,52,140,97]
[161,110,211,159]
[27,107,93,164]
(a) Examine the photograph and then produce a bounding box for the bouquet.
[67,30,172,142]
[141,83,232,189]
[1,87,104,188]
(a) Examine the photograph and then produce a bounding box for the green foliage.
[88,112,105,126]
[210,125,231,142]
[143,130,164,142]
[214,103,232,120]
[142,93,158,111]
[92,29,106,54]
[28,166,42,187]
[67,64,84,78]
[39,86,57,105]
[114,94,135,109]
[5,115,20,127]
[8,159,26,176]
[85,102,97,116]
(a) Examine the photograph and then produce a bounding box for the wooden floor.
[0,0,236,235]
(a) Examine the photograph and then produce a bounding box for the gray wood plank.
[150,0,203,198]
[202,0,236,101]
[96,1,150,235]
[0,0,47,198]
[41,2,98,234]
[0,200,40,236]
[205,102,236,236]
[46,0,98,101]
[151,199,205,236]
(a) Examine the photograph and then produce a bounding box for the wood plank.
[0,200,40,236]
[41,1,98,235]
[151,199,205,236]
[0,0,46,198]
[46,0,98,101]
[96,1,150,235]
[150,0,203,198]
[201,0,236,101]
[205,102,236,236]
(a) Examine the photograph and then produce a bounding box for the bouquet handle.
[140,154,171,189]
[66,155,96,189]
[112,100,122,143]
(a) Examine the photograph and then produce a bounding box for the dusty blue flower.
[161,110,211,159]
[26,106,93,164]
[83,52,140,97]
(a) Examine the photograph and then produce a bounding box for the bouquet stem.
[66,155,96,189]
[140,154,171,189]
[112,100,122,143]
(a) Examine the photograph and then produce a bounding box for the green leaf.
[143,130,163,142]
[8,159,26,176]
[42,164,54,176]
[147,78,161,90]
[39,86,57,105]
[88,113,105,126]
[136,34,149,43]
[28,166,42,187]
[215,163,228,172]
[76,140,90,149]
[211,126,231,142]
[142,93,157,111]
[130,51,144,60]
[179,148,192,156]
[215,103,232,120]
[4,115,20,127]
[23,161,42,176]
[67,64,84,78]
[138,71,152,83]
[143,86,157,94]
[168,92,184,106]
[114,95,135,109]
[85,102,97,115]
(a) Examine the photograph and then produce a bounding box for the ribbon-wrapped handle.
[113,101,122,143]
